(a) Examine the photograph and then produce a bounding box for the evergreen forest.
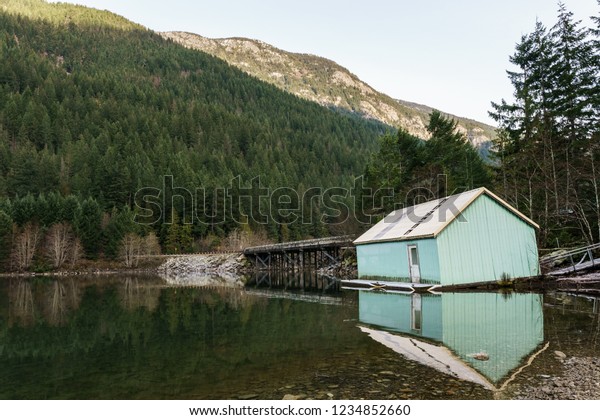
[0,0,387,270]
[0,0,598,272]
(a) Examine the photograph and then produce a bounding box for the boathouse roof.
[354,187,538,245]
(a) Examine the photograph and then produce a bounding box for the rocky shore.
[227,352,600,401]
[510,354,600,400]
[226,351,492,400]
[317,256,358,279]
[157,253,251,285]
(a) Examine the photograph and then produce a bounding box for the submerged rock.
[282,394,306,400]
[554,351,567,359]
[468,352,490,361]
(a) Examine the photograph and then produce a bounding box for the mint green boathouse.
[354,188,540,285]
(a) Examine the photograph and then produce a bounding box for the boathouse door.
[407,245,421,283]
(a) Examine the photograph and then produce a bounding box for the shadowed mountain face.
[162,31,496,147]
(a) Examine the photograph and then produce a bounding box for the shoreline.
[2,253,600,297]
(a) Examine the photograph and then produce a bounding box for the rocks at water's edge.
[317,257,357,279]
[158,253,251,286]
[513,356,600,400]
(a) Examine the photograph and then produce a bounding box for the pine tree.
[74,198,102,259]
[0,210,12,270]
[164,208,181,254]
[11,193,37,226]
[103,206,135,259]
[364,128,423,212]
[425,111,491,195]
[490,3,600,246]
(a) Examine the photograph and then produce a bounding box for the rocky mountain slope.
[162,31,496,146]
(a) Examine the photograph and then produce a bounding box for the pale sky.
[49,0,598,126]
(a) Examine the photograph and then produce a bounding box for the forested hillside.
[0,0,387,270]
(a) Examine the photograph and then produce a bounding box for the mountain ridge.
[161,31,496,147]
[0,0,142,30]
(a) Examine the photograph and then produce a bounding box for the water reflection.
[9,279,35,325]
[2,276,164,327]
[358,291,545,390]
[2,275,596,400]
[0,275,360,399]
[158,272,245,288]
[246,271,340,293]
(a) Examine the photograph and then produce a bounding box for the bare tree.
[120,231,162,268]
[120,232,143,268]
[222,227,269,251]
[45,222,75,269]
[12,223,40,271]
[143,231,161,256]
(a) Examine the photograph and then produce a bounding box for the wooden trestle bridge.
[243,235,355,271]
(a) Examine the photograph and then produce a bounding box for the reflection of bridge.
[243,235,355,270]
[243,288,344,306]
[250,270,340,293]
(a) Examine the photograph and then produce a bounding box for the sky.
[49,0,598,126]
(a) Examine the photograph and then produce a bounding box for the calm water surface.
[0,273,598,399]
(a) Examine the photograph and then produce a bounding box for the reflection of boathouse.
[358,292,544,389]
[353,188,540,285]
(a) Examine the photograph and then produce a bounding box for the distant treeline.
[0,193,163,272]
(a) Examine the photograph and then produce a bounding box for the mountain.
[161,31,496,147]
[0,0,387,242]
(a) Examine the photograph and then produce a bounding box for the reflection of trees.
[45,279,82,326]
[9,279,34,326]
[0,280,361,398]
[68,278,81,311]
[544,294,600,350]
[121,277,139,310]
[1,281,356,359]
[120,277,160,311]
[48,280,67,326]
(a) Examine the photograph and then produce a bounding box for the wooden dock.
[340,279,440,294]
[243,235,355,270]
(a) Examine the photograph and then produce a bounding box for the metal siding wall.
[358,292,412,332]
[422,295,443,341]
[441,293,544,383]
[436,195,540,285]
[358,292,443,341]
[356,239,440,282]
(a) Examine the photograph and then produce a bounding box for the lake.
[0,273,598,399]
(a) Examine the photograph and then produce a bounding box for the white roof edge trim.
[480,187,540,230]
[353,187,539,245]
[353,234,435,245]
